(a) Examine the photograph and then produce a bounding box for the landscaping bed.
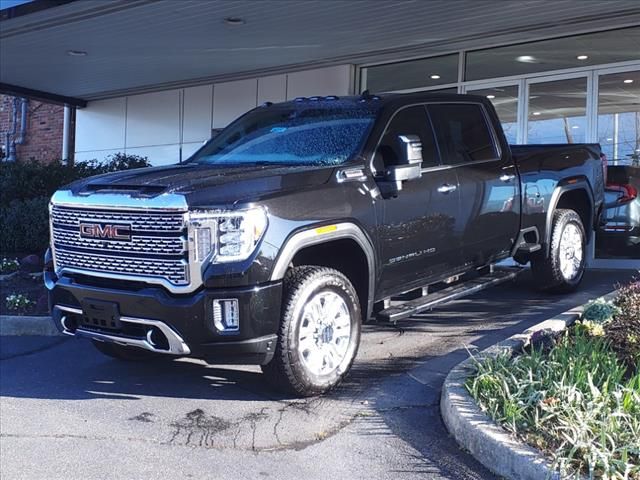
[0,257,48,315]
[467,278,640,479]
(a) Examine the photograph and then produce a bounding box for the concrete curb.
[0,315,60,336]
[440,290,619,480]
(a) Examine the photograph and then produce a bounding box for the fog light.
[212,299,239,332]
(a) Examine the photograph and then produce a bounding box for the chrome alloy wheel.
[559,222,583,280]
[297,290,352,376]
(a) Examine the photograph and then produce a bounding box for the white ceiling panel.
[1,0,639,100]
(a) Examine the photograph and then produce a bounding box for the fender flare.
[544,180,594,256]
[270,222,376,319]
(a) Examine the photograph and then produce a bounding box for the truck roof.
[267,92,489,111]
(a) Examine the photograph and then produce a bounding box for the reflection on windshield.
[189,103,378,167]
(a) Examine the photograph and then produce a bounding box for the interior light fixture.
[486,95,496,99]
[430,74,441,80]
[224,16,245,25]
[516,55,536,63]
[623,79,634,84]
[532,111,541,116]
[66,50,88,57]
[571,125,579,129]
[576,55,589,60]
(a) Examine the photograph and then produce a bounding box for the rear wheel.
[261,266,361,397]
[531,209,586,293]
[91,340,160,362]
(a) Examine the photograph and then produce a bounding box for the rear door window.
[427,103,498,165]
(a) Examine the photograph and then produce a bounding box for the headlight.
[189,207,268,263]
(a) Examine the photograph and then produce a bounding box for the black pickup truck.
[46,92,605,396]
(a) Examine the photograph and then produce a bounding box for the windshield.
[189,102,378,166]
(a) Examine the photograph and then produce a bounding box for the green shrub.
[0,153,151,254]
[0,197,51,254]
[0,153,150,208]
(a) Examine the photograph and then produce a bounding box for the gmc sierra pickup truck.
[46,92,605,396]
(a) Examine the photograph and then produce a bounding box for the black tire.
[261,266,362,397]
[91,340,160,362]
[531,209,586,293]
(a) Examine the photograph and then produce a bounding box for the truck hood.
[68,163,336,206]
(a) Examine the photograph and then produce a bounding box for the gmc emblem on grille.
[79,223,132,241]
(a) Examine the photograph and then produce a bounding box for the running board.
[376,267,522,323]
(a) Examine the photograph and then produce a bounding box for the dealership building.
[1,0,639,268]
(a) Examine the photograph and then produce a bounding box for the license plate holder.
[80,299,122,331]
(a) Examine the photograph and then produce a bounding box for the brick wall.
[0,95,64,163]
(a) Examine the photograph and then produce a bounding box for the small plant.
[5,293,34,314]
[574,319,606,337]
[0,257,20,274]
[581,297,620,324]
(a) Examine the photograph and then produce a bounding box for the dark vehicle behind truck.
[46,92,605,396]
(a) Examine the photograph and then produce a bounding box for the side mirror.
[383,134,423,193]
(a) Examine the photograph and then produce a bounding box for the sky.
[0,0,33,10]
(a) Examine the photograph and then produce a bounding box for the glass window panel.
[527,77,587,144]
[362,54,459,93]
[466,27,640,82]
[467,85,519,143]
[596,70,640,164]
[427,103,498,165]
[595,70,640,260]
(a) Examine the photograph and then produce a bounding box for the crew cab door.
[427,102,521,267]
[372,105,463,297]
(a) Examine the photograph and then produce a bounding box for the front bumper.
[46,272,282,365]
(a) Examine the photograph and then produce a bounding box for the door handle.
[499,174,516,183]
[437,184,457,194]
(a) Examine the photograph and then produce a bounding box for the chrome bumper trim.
[54,305,191,356]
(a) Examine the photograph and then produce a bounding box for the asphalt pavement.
[0,269,634,480]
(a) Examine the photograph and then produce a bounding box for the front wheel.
[261,266,361,397]
[531,209,586,293]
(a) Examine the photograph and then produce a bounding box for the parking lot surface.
[0,269,634,480]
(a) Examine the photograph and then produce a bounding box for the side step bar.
[376,266,522,323]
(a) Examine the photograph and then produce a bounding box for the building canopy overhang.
[1,0,640,106]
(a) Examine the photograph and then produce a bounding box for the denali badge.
[79,223,132,241]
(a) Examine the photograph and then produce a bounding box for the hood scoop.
[79,183,167,198]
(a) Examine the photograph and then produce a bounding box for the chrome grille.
[52,227,185,255]
[51,205,184,232]
[51,204,188,286]
[54,250,188,284]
